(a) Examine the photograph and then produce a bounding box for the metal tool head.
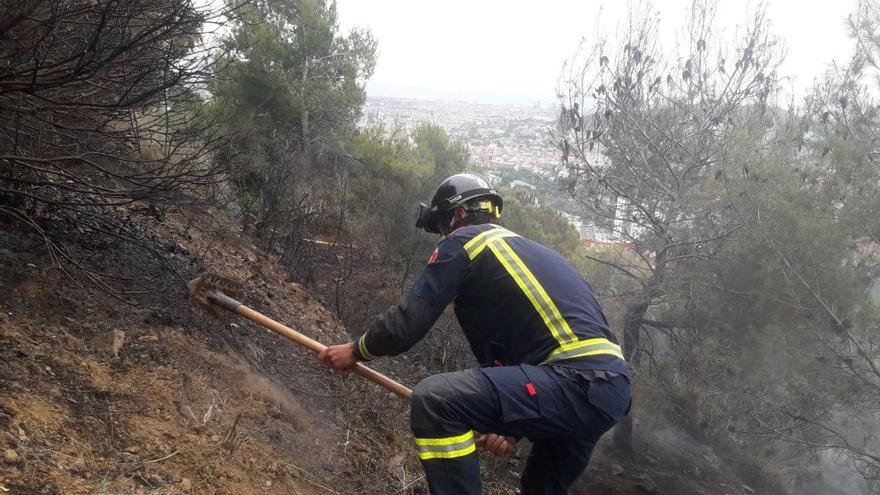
[187,273,245,318]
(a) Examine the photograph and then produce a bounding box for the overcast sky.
[335,0,858,105]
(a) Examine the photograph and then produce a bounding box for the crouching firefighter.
[319,173,631,495]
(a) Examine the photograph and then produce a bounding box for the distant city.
[362,96,560,174]
[361,96,633,246]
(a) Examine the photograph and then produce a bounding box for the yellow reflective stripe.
[543,337,625,363]
[576,348,625,359]
[469,229,518,259]
[463,227,518,259]
[414,430,474,446]
[489,239,578,345]
[414,430,477,460]
[555,337,620,351]
[357,335,378,361]
[547,347,625,361]
[462,226,500,253]
[497,240,579,344]
[418,443,477,460]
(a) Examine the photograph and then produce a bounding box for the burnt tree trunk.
[612,246,666,451]
[612,299,646,451]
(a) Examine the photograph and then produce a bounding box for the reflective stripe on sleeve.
[542,337,624,363]
[357,335,378,361]
[487,239,579,346]
[414,430,477,460]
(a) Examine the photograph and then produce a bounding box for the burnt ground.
[0,205,778,494]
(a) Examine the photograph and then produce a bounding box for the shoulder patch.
[427,248,439,264]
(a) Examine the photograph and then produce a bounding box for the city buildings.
[361,96,559,174]
[361,96,635,248]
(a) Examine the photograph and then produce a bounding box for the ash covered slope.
[0,207,415,494]
[0,206,794,495]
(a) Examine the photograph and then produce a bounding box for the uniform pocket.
[519,364,563,419]
[586,375,631,421]
[480,364,567,425]
[480,366,541,422]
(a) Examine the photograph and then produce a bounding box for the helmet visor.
[416,202,448,234]
[415,202,437,233]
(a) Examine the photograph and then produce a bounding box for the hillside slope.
[0,207,421,495]
[0,207,782,494]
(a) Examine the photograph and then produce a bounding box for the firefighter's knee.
[410,374,449,430]
[410,370,485,434]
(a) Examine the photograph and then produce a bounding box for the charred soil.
[0,207,776,494]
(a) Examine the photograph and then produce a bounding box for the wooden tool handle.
[230,301,413,399]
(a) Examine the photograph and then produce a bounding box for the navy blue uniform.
[353,223,630,494]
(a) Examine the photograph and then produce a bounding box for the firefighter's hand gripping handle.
[207,292,413,400]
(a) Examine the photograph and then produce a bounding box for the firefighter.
[320,172,630,495]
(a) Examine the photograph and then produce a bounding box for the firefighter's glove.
[319,342,358,371]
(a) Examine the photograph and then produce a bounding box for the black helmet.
[416,173,503,234]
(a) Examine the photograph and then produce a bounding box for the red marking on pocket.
[525,382,537,397]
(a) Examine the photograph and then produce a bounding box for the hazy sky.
[335,0,858,105]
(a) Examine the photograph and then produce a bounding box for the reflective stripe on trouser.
[411,372,485,495]
[414,430,476,460]
[410,366,629,495]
